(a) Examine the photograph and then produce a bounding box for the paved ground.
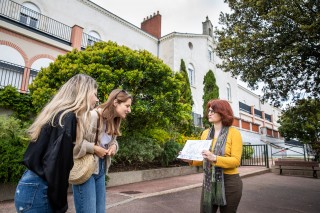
[106,173,320,213]
[2,167,319,213]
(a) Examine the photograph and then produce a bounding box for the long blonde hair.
[28,74,97,142]
[97,89,132,136]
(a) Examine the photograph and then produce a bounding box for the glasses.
[208,109,215,114]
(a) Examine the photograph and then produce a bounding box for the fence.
[0,60,38,92]
[241,144,269,168]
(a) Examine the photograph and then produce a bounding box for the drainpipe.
[157,40,160,58]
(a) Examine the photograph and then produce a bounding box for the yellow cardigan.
[190,127,243,174]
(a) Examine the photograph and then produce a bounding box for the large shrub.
[202,70,219,127]
[158,140,183,167]
[0,116,29,183]
[0,86,34,121]
[29,41,192,165]
[30,41,191,132]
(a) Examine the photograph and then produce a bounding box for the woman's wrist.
[109,143,117,149]
[212,154,217,163]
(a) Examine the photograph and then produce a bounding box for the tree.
[278,99,320,161]
[215,0,320,106]
[179,59,193,106]
[202,70,219,127]
[29,41,191,133]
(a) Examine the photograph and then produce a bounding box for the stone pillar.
[251,105,255,123]
[20,67,30,93]
[71,25,84,50]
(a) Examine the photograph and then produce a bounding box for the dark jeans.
[201,174,243,213]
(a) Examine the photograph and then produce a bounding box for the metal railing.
[0,0,72,42]
[0,60,38,92]
[241,144,269,168]
[81,33,102,49]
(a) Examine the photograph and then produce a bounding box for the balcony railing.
[81,33,102,49]
[0,60,38,92]
[0,0,72,42]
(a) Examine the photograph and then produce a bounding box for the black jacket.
[23,112,77,213]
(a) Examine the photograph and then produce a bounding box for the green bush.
[29,41,192,132]
[0,116,29,183]
[147,128,171,145]
[0,85,35,121]
[242,146,254,159]
[114,132,162,165]
[158,140,183,167]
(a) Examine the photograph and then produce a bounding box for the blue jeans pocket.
[15,182,39,212]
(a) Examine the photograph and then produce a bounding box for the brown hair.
[97,89,132,136]
[206,99,234,126]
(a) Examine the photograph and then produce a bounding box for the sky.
[90,0,231,36]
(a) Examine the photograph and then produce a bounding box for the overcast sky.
[90,0,231,36]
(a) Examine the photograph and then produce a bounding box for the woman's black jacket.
[23,112,77,213]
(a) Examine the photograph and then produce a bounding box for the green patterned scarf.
[201,126,229,212]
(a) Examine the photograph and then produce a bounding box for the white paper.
[177,140,212,161]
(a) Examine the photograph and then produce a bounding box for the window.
[227,83,231,101]
[188,64,195,85]
[88,31,101,46]
[19,13,28,24]
[19,2,40,28]
[208,46,214,61]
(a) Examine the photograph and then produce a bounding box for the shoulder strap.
[94,111,100,145]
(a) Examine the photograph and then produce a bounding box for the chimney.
[141,11,161,39]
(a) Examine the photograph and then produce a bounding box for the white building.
[1,0,303,158]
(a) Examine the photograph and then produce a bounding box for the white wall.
[17,0,158,55]
[0,45,25,66]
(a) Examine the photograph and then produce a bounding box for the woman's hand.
[106,144,117,157]
[94,145,108,158]
[202,150,217,163]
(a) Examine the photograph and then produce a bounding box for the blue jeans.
[72,158,106,213]
[14,170,53,213]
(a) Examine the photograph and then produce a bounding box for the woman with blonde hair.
[14,74,98,213]
[72,89,132,213]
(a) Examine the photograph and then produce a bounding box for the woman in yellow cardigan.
[185,99,243,213]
